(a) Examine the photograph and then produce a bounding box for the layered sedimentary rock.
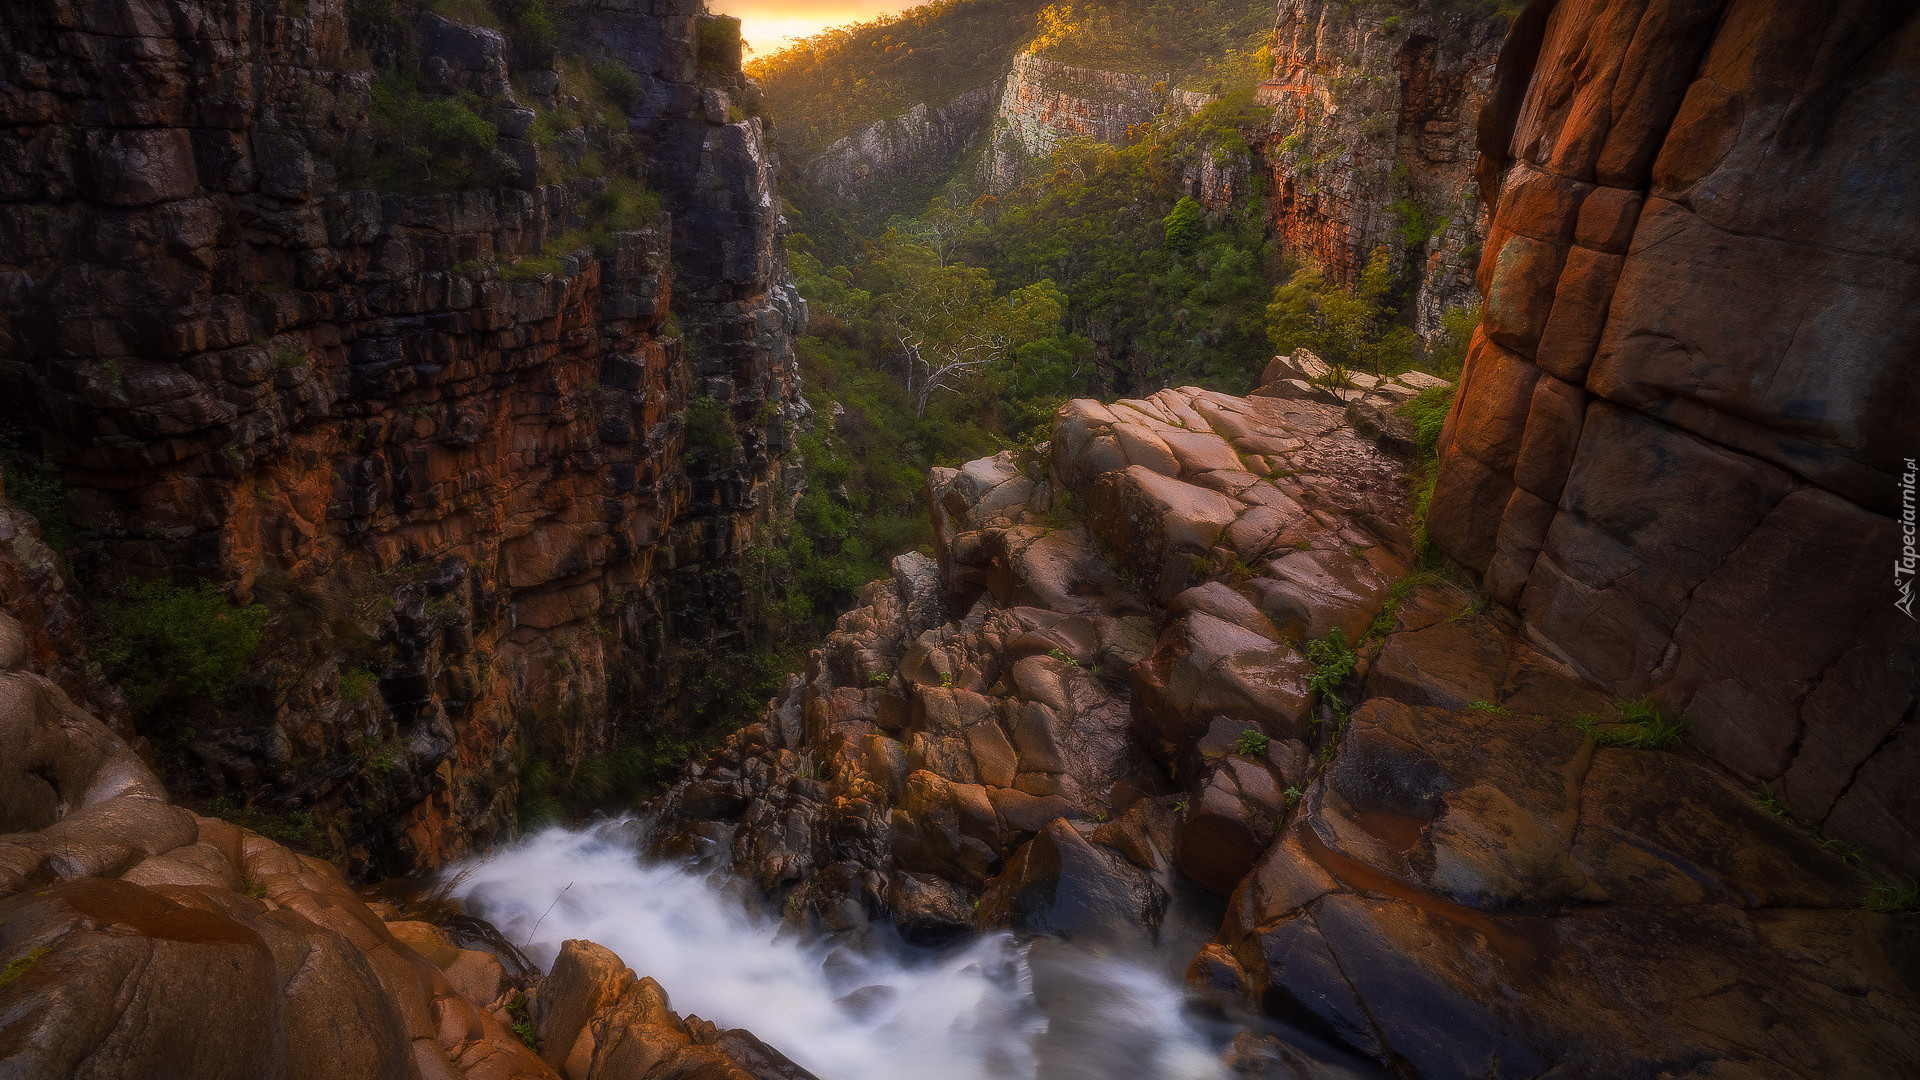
[0,0,801,875]
[1256,0,1509,337]
[1429,0,1920,874]
[658,368,1920,1076]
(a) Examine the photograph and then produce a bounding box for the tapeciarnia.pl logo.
[1900,457,1917,620]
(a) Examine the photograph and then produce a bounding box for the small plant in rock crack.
[1755,783,1791,819]
[867,670,892,686]
[1283,785,1303,810]
[1305,628,1357,701]
[1087,809,1110,824]
[1231,729,1270,757]
[1863,880,1920,915]
[1469,700,1511,716]
[939,670,955,688]
[1573,698,1686,751]
[1171,798,1189,814]
[1820,837,1862,862]
[1046,648,1075,665]
[506,992,538,1050]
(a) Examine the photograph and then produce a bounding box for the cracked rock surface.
[658,372,1920,1077]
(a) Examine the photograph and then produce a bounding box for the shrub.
[1572,698,1686,750]
[208,794,330,856]
[589,60,642,113]
[94,581,267,717]
[1305,627,1356,700]
[1755,783,1791,818]
[339,666,379,704]
[683,395,738,454]
[1,453,75,551]
[507,992,540,1049]
[1267,247,1418,375]
[362,72,509,192]
[1397,384,1456,462]
[1231,728,1270,757]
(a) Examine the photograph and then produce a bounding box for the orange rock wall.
[1433,0,1920,873]
[1257,0,1510,338]
[0,0,803,877]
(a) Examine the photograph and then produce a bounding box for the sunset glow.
[715,0,916,56]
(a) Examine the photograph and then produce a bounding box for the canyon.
[799,0,1511,342]
[0,0,804,876]
[3,0,1919,1078]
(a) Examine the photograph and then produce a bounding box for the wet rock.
[976,820,1164,947]
[1222,682,1919,1077]
[537,939,634,1072]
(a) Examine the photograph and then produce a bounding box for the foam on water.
[450,821,1228,1080]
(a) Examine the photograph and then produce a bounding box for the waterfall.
[450,821,1230,1080]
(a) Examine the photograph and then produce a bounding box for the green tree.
[94,581,267,718]
[864,240,1065,415]
[1162,196,1205,254]
[1265,246,1418,374]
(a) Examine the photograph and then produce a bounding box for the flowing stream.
[450,820,1232,1080]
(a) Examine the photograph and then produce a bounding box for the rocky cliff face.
[653,363,1920,1075]
[987,54,1213,190]
[0,0,803,877]
[0,501,814,1080]
[1430,0,1920,875]
[1255,0,1509,338]
[804,85,1000,218]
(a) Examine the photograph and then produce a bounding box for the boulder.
[975,820,1163,947]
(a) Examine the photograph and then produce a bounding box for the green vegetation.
[1756,783,1792,819]
[1306,628,1358,760]
[507,992,540,1049]
[208,794,333,858]
[520,641,804,826]
[1396,378,1460,561]
[1161,195,1204,253]
[1863,880,1920,915]
[353,70,512,192]
[339,665,379,704]
[1399,384,1457,461]
[1469,700,1511,716]
[0,448,75,552]
[683,396,739,455]
[92,581,267,719]
[1305,628,1357,701]
[750,0,1052,159]
[0,948,50,991]
[1572,698,1687,751]
[1266,246,1421,376]
[1230,728,1269,757]
[956,87,1282,394]
[1026,0,1275,88]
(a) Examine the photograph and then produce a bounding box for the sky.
[714,0,916,57]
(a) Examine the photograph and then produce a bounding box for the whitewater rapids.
[449,821,1229,1080]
